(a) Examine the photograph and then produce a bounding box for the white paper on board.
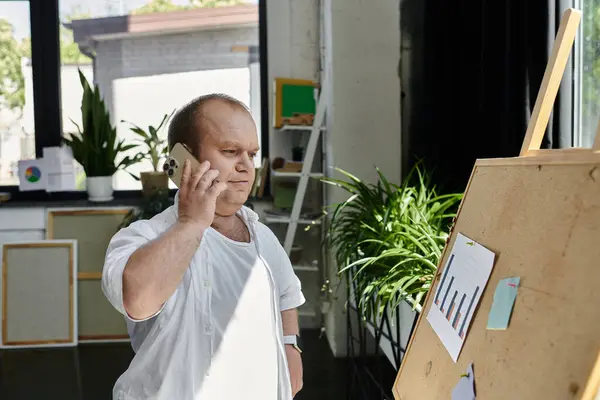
[426,233,496,362]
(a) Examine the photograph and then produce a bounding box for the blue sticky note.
[452,363,476,400]
[487,277,520,330]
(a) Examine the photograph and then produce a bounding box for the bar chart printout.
[426,233,496,362]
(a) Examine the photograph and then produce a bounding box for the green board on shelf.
[274,78,317,128]
[282,84,315,116]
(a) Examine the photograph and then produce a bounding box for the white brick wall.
[91,26,258,119]
[120,28,257,77]
[94,40,123,120]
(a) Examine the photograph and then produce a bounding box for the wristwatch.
[283,334,303,354]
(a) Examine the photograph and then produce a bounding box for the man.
[101,94,305,400]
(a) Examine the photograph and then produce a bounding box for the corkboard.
[393,8,600,400]
[392,154,600,400]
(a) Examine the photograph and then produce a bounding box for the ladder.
[281,80,328,256]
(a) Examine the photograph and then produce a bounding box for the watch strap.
[283,334,297,345]
[283,334,303,353]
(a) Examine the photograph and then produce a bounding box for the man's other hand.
[285,344,303,397]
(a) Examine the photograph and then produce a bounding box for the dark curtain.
[405,0,574,193]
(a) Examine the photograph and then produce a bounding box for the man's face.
[194,100,259,216]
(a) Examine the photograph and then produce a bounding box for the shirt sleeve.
[273,237,307,311]
[101,219,165,323]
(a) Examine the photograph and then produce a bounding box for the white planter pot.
[87,176,114,202]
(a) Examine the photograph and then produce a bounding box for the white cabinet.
[0,207,46,345]
[0,207,47,264]
[0,207,46,230]
[0,207,48,266]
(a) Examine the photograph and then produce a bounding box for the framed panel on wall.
[2,240,77,349]
[46,208,132,342]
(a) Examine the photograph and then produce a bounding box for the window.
[60,0,262,191]
[577,0,600,147]
[0,1,34,187]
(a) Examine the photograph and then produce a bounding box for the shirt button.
[205,325,213,334]
[204,280,211,288]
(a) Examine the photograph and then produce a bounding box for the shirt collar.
[172,190,259,225]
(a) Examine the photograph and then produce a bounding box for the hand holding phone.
[177,159,227,228]
[164,143,227,228]
[163,143,200,187]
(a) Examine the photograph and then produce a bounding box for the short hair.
[167,93,251,158]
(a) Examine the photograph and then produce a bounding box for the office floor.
[0,329,349,400]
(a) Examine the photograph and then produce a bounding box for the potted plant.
[63,70,138,201]
[122,110,174,197]
[117,188,173,230]
[321,163,463,365]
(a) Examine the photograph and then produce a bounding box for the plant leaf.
[323,163,463,319]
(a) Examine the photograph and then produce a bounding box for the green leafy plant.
[63,69,138,177]
[322,163,463,321]
[121,110,175,180]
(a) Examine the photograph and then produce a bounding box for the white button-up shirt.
[102,193,306,399]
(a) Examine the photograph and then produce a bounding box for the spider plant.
[322,163,463,321]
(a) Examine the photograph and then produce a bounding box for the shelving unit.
[293,265,320,272]
[276,82,328,254]
[271,171,324,178]
[279,125,326,132]
[264,215,321,225]
[265,79,329,328]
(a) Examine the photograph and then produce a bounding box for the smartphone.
[163,142,202,188]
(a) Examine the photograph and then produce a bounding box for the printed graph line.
[459,285,480,339]
[435,253,455,305]
[452,312,462,329]
[452,293,467,329]
[446,290,458,320]
[440,276,454,313]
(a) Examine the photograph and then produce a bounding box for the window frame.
[573,0,583,148]
[2,0,270,202]
[571,0,600,149]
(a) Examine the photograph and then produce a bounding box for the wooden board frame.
[46,207,132,343]
[46,207,131,280]
[1,240,77,349]
[273,77,318,128]
[393,8,600,400]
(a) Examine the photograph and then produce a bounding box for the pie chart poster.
[18,159,47,191]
